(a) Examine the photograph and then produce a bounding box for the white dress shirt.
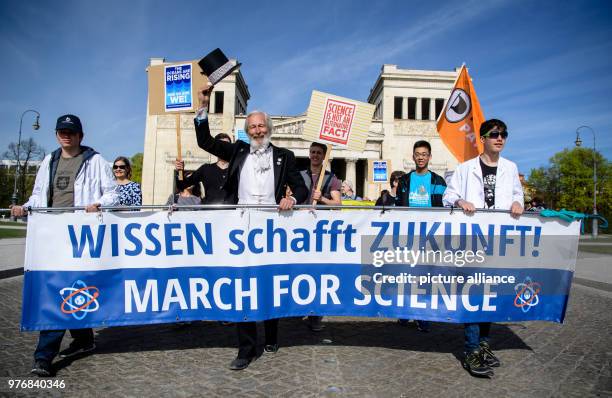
[238,147,276,205]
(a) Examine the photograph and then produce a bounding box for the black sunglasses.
[482,131,508,139]
[113,164,127,170]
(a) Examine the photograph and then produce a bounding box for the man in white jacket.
[11,114,118,377]
[443,118,524,378]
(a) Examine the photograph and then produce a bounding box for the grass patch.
[0,221,27,226]
[0,229,27,239]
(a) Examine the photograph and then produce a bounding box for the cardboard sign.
[368,159,392,183]
[303,91,375,151]
[147,60,209,115]
[165,63,192,112]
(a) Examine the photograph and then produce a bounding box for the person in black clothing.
[375,170,406,206]
[174,133,231,204]
[194,83,308,371]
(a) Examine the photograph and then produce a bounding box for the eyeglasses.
[414,152,430,159]
[113,165,127,170]
[482,130,508,139]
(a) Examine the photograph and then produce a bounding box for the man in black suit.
[193,84,308,370]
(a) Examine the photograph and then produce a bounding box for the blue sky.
[1,0,611,175]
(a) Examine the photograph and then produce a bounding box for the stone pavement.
[0,276,611,397]
[0,239,25,279]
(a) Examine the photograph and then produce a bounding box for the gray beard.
[250,134,271,152]
[250,135,272,174]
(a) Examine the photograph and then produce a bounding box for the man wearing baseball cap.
[11,114,119,377]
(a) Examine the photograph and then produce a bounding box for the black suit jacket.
[194,117,308,205]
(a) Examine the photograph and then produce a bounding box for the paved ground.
[0,275,611,397]
[1,235,611,396]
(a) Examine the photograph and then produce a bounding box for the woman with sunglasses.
[112,156,142,206]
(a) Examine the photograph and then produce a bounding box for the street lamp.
[575,125,598,238]
[11,110,41,213]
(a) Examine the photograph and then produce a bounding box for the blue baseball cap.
[55,114,83,133]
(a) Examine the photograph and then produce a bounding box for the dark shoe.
[462,350,494,378]
[308,316,325,332]
[264,344,279,353]
[58,342,96,359]
[397,319,410,326]
[229,357,252,370]
[479,341,501,367]
[31,359,51,377]
[415,320,431,333]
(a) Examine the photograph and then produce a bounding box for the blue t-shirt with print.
[408,171,446,207]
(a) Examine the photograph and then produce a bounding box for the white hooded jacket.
[23,146,119,208]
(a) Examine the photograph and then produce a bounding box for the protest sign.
[164,63,193,112]
[22,209,579,330]
[147,60,209,180]
[369,159,391,184]
[303,90,374,151]
[147,60,209,115]
[302,91,375,203]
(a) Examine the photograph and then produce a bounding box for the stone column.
[431,99,435,120]
[416,97,422,120]
[345,159,357,187]
[402,97,408,120]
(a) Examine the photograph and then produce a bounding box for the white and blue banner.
[164,63,192,111]
[21,209,579,331]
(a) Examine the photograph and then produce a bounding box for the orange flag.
[436,65,484,162]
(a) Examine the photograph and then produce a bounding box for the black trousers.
[236,319,279,359]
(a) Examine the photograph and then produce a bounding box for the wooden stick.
[176,113,183,181]
[312,144,332,206]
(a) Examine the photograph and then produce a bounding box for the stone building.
[141,61,461,204]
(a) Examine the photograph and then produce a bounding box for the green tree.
[0,166,12,208]
[528,147,611,232]
[130,153,143,184]
[2,138,46,206]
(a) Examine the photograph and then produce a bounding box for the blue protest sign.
[372,160,389,183]
[165,63,192,111]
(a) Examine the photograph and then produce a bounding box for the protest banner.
[21,209,579,331]
[436,64,485,163]
[302,91,376,204]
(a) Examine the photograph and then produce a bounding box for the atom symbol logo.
[514,277,541,313]
[60,280,100,320]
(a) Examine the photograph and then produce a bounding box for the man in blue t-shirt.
[395,140,447,331]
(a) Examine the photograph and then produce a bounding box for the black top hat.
[198,48,241,85]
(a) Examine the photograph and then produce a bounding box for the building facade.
[141,61,461,204]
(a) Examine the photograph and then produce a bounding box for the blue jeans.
[464,322,491,352]
[34,329,93,362]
